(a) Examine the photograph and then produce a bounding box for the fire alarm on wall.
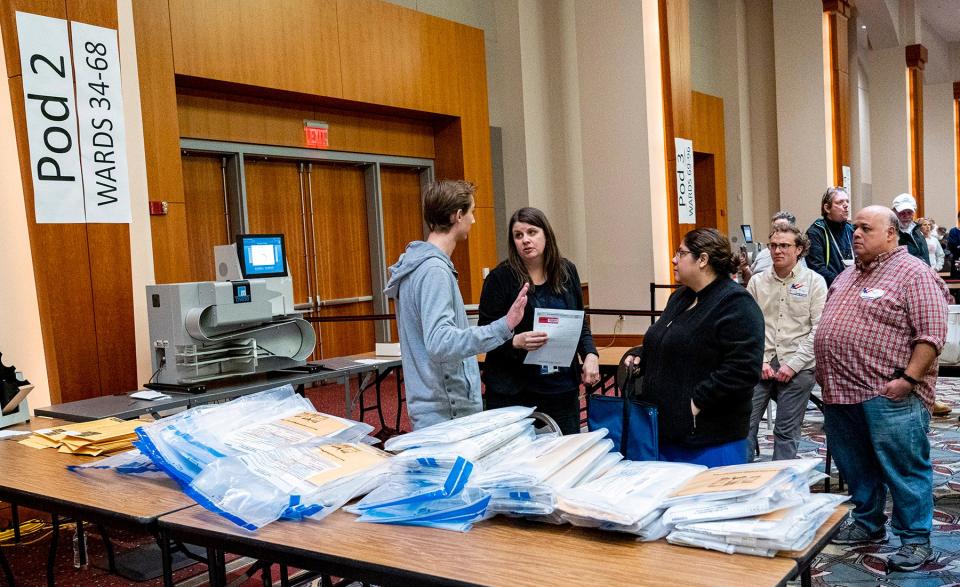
[148,201,168,216]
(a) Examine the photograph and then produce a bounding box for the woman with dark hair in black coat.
[624,228,764,467]
[478,207,599,434]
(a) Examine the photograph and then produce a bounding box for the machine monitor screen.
[237,234,288,278]
[741,224,754,244]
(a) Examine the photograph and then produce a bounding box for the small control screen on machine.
[237,234,287,278]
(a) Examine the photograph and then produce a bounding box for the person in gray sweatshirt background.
[385,180,528,429]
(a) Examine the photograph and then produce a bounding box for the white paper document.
[523,308,584,368]
[129,390,171,401]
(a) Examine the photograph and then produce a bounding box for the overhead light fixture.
[861,25,867,30]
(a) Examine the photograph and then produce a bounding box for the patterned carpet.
[766,377,960,586]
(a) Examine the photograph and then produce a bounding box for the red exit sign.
[304,121,329,149]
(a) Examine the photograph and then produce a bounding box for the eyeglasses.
[767,243,797,251]
[675,248,695,258]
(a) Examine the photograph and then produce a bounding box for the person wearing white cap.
[892,193,931,265]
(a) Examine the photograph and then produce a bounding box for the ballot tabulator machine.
[146,235,316,389]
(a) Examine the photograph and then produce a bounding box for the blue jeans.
[823,395,932,544]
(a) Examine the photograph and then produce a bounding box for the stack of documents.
[661,459,845,556]
[21,417,141,456]
[72,385,386,530]
[190,441,392,530]
[669,493,849,554]
[379,407,622,523]
[555,461,706,539]
[347,456,491,531]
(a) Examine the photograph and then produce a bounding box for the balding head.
[852,205,899,263]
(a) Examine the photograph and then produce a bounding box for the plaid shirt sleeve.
[904,270,950,351]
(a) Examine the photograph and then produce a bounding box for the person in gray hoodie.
[384,180,528,429]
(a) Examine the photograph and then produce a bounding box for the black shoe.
[886,543,933,572]
[830,518,888,545]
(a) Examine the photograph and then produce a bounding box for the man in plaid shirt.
[815,205,950,572]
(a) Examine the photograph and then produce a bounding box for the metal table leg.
[159,531,174,587]
[74,520,86,567]
[0,540,15,587]
[205,547,226,587]
[10,505,19,543]
[47,514,59,587]
[341,375,354,419]
[95,524,115,573]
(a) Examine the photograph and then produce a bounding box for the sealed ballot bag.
[189,441,391,530]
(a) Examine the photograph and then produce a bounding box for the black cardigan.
[635,276,764,447]
[478,260,597,395]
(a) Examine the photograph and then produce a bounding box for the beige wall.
[118,0,156,384]
[576,0,668,333]
[867,46,911,206]
[773,0,832,229]
[516,0,587,268]
[0,23,50,411]
[923,82,957,228]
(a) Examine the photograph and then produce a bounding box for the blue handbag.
[587,371,659,461]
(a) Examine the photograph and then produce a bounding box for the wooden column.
[1,0,138,403]
[906,43,927,216]
[659,0,691,259]
[954,82,960,215]
[823,0,851,186]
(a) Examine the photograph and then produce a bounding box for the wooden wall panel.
[315,303,376,358]
[3,0,138,401]
[7,74,101,404]
[380,166,423,267]
[176,90,436,159]
[824,0,850,185]
[133,0,189,283]
[310,163,370,300]
[337,0,425,112]
[691,91,727,230]
[0,0,64,77]
[659,0,687,258]
[181,153,228,281]
[311,164,371,356]
[168,0,341,97]
[150,203,189,283]
[66,0,137,397]
[907,44,927,216]
[244,159,311,305]
[380,165,423,340]
[149,0,496,303]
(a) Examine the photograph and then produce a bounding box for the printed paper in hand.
[523,308,584,368]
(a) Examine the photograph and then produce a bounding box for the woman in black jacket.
[625,228,764,466]
[478,207,599,434]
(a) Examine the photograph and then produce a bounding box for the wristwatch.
[892,368,921,386]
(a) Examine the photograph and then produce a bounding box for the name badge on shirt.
[788,283,808,298]
[860,287,884,301]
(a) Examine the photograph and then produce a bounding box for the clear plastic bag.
[133,385,373,485]
[354,487,491,532]
[556,461,706,531]
[384,406,534,452]
[187,441,391,530]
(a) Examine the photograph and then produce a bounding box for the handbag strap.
[619,370,635,454]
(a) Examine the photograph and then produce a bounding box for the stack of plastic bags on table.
[72,385,391,530]
[661,459,849,556]
[348,406,621,530]
[554,461,707,540]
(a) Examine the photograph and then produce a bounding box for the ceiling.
[919,0,960,44]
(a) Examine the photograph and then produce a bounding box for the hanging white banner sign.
[72,22,131,223]
[16,12,85,223]
[675,137,696,224]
